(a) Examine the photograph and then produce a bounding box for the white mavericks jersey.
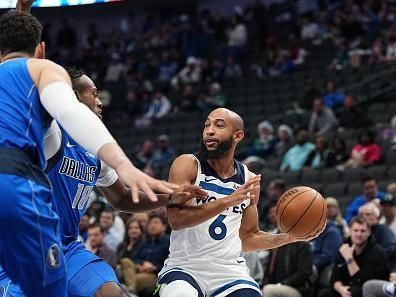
[166,154,251,265]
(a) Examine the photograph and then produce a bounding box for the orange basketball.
[275,186,327,238]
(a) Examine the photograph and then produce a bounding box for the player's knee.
[159,280,199,297]
[95,282,125,297]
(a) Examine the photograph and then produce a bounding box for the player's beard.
[198,137,233,159]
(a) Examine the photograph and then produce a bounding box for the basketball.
[276,186,327,238]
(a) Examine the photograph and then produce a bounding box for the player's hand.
[338,285,351,297]
[16,0,35,12]
[288,219,327,242]
[224,175,261,207]
[116,163,178,203]
[169,185,208,205]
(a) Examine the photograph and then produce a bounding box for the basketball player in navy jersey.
[0,65,207,297]
[0,8,177,297]
[155,108,323,297]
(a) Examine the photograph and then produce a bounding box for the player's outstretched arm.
[240,172,323,251]
[29,59,177,202]
[16,0,35,13]
[167,155,260,230]
[98,180,207,212]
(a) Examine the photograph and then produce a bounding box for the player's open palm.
[225,175,261,207]
[116,163,178,203]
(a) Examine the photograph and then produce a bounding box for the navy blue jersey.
[0,58,51,169]
[47,127,101,245]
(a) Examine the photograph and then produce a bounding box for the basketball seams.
[299,195,327,238]
[276,188,314,231]
[283,191,318,233]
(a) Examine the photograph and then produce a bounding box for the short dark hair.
[148,214,167,225]
[65,66,87,93]
[361,176,376,185]
[0,10,42,56]
[349,215,369,228]
[88,223,104,234]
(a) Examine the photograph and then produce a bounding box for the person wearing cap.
[380,193,396,236]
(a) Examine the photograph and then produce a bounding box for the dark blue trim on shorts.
[0,147,49,187]
[158,270,204,297]
[211,279,260,297]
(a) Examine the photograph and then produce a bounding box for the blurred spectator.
[311,213,343,273]
[223,56,243,79]
[385,36,396,63]
[326,137,349,167]
[117,218,144,262]
[387,182,396,197]
[178,84,198,112]
[368,38,386,64]
[132,213,150,230]
[359,203,396,261]
[318,216,389,297]
[262,240,313,297]
[197,82,227,111]
[363,271,396,297]
[280,129,315,172]
[380,192,396,235]
[158,52,178,83]
[300,16,320,40]
[337,94,371,130]
[326,197,349,239]
[78,214,90,243]
[247,121,277,159]
[99,208,123,252]
[259,179,287,227]
[308,98,339,138]
[150,135,177,175]
[171,57,202,90]
[125,90,142,121]
[379,115,396,150]
[120,215,169,295]
[343,129,382,168]
[87,224,118,269]
[144,90,172,119]
[104,52,125,84]
[133,139,154,170]
[226,14,248,59]
[300,77,321,110]
[274,124,295,157]
[323,81,345,109]
[305,135,332,169]
[345,177,387,223]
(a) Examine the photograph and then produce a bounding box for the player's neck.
[1,52,32,62]
[207,154,235,179]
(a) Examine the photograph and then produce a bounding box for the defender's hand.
[169,185,208,205]
[116,163,178,203]
[16,0,35,13]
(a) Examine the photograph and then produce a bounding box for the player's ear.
[234,130,244,143]
[74,90,81,101]
[35,42,45,59]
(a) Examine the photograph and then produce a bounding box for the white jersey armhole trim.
[189,154,201,186]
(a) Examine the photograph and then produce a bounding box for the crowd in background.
[35,0,396,296]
